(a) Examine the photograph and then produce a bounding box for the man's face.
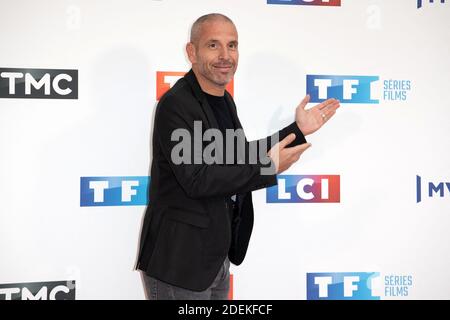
[188,19,239,91]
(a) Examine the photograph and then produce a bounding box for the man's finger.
[318,98,337,110]
[298,94,310,110]
[279,133,296,148]
[322,100,340,112]
[286,142,312,155]
[323,110,336,122]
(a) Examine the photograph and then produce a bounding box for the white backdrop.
[0,0,449,299]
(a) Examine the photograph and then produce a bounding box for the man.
[136,13,340,300]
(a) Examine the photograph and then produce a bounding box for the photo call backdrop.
[0,0,449,300]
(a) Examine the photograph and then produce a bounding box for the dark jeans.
[142,256,230,300]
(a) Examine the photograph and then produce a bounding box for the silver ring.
[321,113,326,120]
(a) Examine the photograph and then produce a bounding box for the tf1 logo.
[80,176,149,207]
[156,71,234,101]
[307,75,379,104]
[307,272,380,300]
[267,0,341,6]
[266,175,340,203]
[0,67,78,99]
[0,280,76,300]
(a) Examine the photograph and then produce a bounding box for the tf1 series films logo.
[306,75,412,103]
[307,272,414,300]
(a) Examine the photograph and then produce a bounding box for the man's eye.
[209,43,216,48]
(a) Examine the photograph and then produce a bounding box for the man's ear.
[186,42,196,64]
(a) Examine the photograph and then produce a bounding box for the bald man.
[136,13,340,300]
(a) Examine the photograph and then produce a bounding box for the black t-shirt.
[204,92,236,134]
[203,91,238,206]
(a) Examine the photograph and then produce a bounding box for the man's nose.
[218,47,230,60]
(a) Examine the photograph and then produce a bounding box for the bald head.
[186,13,239,96]
[190,13,235,46]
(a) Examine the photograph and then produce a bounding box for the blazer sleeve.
[254,121,307,154]
[156,94,306,199]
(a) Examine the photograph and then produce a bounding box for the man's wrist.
[286,121,307,146]
[296,120,310,136]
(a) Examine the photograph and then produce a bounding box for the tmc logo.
[417,0,446,8]
[266,175,340,203]
[307,272,380,300]
[0,280,76,300]
[156,71,234,101]
[416,175,450,203]
[267,0,341,6]
[307,75,379,104]
[0,67,78,99]
[80,176,149,207]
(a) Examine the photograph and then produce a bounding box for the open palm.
[295,94,340,136]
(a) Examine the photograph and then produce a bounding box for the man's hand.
[295,94,340,136]
[268,133,311,174]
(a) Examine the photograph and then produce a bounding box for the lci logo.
[266,175,340,203]
[267,0,341,6]
[307,273,380,300]
[80,176,149,207]
[156,71,234,101]
[0,280,76,300]
[416,175,450,203]
[0,67,78,99]
[417,0,446,8]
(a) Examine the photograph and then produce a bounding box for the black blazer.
[136,70,306,291]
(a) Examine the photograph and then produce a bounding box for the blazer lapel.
[184,69,219,130]
[185,71,248,204]
[224,91,243,131]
